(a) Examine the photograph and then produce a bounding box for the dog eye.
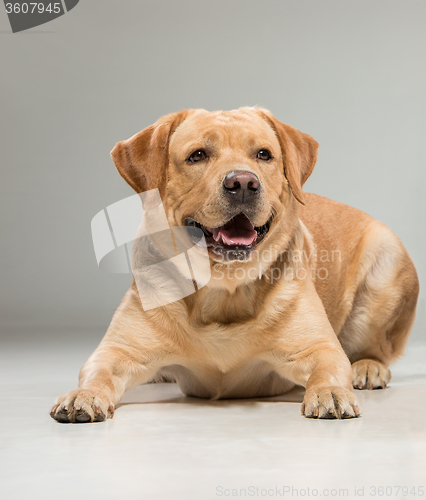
[257,150,272,161]
[187,149,207,163]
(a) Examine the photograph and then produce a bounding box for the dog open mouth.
[184,213,273,261]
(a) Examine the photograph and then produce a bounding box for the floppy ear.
[110,110,188,195]
[258,109,319,205]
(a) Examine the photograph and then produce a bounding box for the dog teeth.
[221,234,234,245]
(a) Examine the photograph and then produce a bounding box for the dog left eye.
[257,150,272,161]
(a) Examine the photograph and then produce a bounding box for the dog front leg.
[50,340,167,423]
[50,286,174,423]
[268,342,361,419]
[262,280,362,420]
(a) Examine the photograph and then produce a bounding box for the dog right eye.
[187,149,207,163]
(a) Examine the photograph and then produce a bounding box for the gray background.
[1,0,425,341]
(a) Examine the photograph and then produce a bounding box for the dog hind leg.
[337,223,419,390]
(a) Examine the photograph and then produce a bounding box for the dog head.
[111,107,318,278]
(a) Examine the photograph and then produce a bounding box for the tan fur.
[51,107,419,423]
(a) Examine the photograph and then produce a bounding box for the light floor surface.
[1,330,425,500]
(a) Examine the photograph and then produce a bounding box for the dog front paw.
[301,386,361,419]
[50,389,114,423]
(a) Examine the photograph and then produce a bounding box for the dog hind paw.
[352,359,391,390]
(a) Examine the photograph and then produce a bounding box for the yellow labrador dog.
[50,107,419,422]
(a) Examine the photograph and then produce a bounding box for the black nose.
[223,171,261,203]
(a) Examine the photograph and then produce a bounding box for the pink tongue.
[206,214,257,246]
